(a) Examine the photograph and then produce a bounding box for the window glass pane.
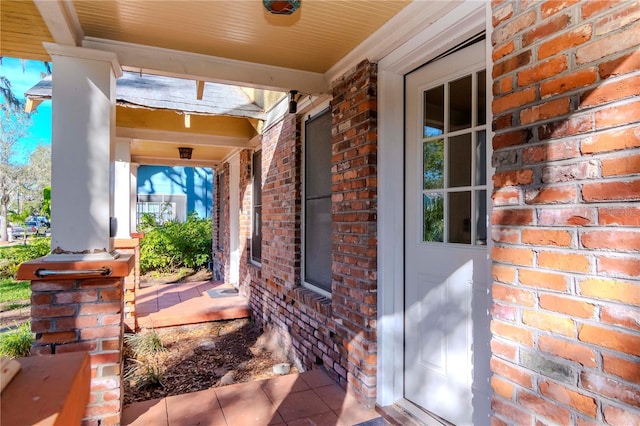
[252,151,262,263]
[449,75,472,132]
[475,190,487,246]
[424,85,444,137]
[477,70,486,126]
[448,134,472,187]
[253,151,262,206]
[423,139,444,189]
[251,206,262,261]
[305,111,332,198]
[448,191,471,244]
[305,197,332,291]
[423,193,444,242]
[476,130,486,185]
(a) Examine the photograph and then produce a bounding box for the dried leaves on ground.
[123,319,298,405]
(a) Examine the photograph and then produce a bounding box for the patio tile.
[275,389,332,422]
[260,373,310,404]
[122,398,168,426]
[166,388,226,426]
[299,369,336,388]
[332,392,380,425]
[215,381,283,425]
[286,411,345,426]
[313,383,347,411]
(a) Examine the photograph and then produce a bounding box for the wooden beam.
[25,99,43,113]
[33,0,83,46]
[196,80,205,100]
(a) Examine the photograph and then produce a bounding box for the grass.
[124,329,166,356]
[0,279,31,305]
[0,322,33,358]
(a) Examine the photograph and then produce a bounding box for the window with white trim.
[251,150,262,264]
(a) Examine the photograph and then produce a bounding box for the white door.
[404,40,491,425]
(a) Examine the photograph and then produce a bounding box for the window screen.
[304,109,332,293]
[251,151,262,263]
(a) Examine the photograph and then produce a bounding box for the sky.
[1,57,52,164]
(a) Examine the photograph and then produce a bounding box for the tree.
[0,78,33,241]
[21,145,51,215]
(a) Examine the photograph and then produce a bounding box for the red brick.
[493,283,536,307]
[524,186,577,204]
[542,161,598,184]
[522,310,575,337]
[493,10,537,44]
[491,227,519,244]
[90,352,120,365]
[31,305,76,318]
[517,56,568,86]
[595,1,640,36]
[493,88,536,114]
[491,321,534,347]
[495,75,514,95]
[493,264,516,283]
[31,319,51,333]
[522,229,572,247]
[538,251,591,273]
[582,75,640,109]
[541,68,597,98]
[83,401,121,418]
[491,338,517,361]
[578,278,640,306]
[599,207,640,226]
[492,247,534,266]
[492,376,514,399]
[539,335,597,367]
[599,50,640,78]
[36,331,77,344]
[492,188,520,205]
[540,381,597,417]
[603,405,640,426]
[491,356,533,387]
[601,304,640,332]
[539,294,595,318]
[581,0,618,19]
[581,126,640,154]
[492,3,514,27]
[538,113,594,140]
[541,0,579,18]
[31,281,75,291]
[523,140,579,164]
[80,326,121,340]
[54,290,98,304]
[31,293,52,305]
[492,208,534,225]
[518,269,568,291]
[56,316,100,329]
[521,97,571,124]
[492,302,518,321]
[523,13,570,46]
[492,397,534,425]
[581,371,640,407]
[577,24,640,64]
[598,255,640,278]
[582,180,640,202]
[493,41,515,61]
[519,390,572,424]
[79,302,122,315]
[597,99,640,129]
[602,353,640,385]
[55,341,99,353]
[493,169,534,187]
[579,324,640,356]
[581,230,640,251]
[100,288,122,301]
[602,154,640,177]
[540,24,592,60]
[493,129,532,149]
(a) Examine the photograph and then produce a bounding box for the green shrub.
[0,322,33,358]
[139,213,212,273]
[124,330,165,356]
[0,238,51,278]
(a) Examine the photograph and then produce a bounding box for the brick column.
[115,236,142,331]
[18,255,134,426]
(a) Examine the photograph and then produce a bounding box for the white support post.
[114,138,132,238]
[44,43,122,260]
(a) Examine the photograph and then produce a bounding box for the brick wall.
[234,59,379,407]
[490,1,640,424]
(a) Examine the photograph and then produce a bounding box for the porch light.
[289,90,299,114]
[178,147,193,160]
[263,0,300,15]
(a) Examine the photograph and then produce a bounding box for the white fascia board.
[43,43,122,77]
[131,156,218,168]
[325,0,461,85]
[117,127,252,148]
[34,0,83,46]
[82,37,329,95]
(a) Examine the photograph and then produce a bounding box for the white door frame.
[228,152,240,285]
[376,0,493,414]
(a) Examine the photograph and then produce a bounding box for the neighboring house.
[6,1,639,425]
[136,165,213,224]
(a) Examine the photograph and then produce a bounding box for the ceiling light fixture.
[178,147,193,160]
[263,0,300,15]
[289,90,299,114]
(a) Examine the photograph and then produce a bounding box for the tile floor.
[122,369,384,426]
[136,281,250,329]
